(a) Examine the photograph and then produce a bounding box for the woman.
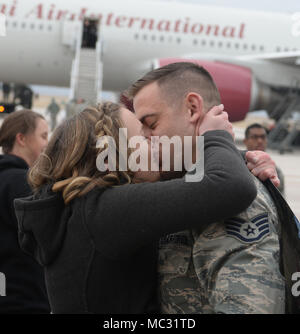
[0,109,50,313]
[14,102,257,314]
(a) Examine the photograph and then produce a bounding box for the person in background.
[47,98,60,131]
[88,20,98,49]
[244,123,285,196]
[2,83,11,103]
[0,110,50,314]
[82,19,90,48]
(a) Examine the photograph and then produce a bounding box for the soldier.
[128,62,285,314]
[47,98,60,131]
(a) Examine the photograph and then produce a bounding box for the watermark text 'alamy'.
[96,129,204,183]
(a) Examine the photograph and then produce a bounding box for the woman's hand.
[197,104,235,139]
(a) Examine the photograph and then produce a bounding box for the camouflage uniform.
[158,175,286,314]
[47,99,60,131]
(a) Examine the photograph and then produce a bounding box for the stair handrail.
[95,21,103,104]
[69,21,83,101]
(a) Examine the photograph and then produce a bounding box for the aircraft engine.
[154,58,280,122]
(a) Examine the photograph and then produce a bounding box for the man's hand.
[197,104,235,139]
[246,151,280,187]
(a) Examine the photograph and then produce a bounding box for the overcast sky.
[154,0,300,13]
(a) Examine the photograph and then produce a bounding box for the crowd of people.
[0,62,299,314]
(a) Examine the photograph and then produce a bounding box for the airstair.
[69,19,103,107]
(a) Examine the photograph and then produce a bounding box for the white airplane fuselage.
[0,0,299,92]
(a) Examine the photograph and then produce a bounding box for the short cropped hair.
[126,62,221,112]
[245,123,267,139]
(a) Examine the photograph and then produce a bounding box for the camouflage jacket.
[158,175,285,314]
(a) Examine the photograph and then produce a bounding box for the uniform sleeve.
[85,130,257,259]
[192,176,285,314]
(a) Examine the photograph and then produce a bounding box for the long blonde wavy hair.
[28,102,134,204]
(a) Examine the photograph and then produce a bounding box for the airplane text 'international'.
[0,1,246,39]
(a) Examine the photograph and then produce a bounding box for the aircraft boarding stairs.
[69,19,103,108]
[267,82,300,154]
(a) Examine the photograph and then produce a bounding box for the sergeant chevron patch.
[225,213,270,244]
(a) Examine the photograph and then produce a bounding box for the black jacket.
[0,154,50,313]
[14,131,257,314]
[264,180,300,314]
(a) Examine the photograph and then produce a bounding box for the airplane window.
[202,40,206,46]
[260,45,264,51]
[134,33,139,39]
[235,43,240,49]
[160,36,164,42]
[12,22,17,27]
[218,41,223,48]
[284,47,289,52]
[243,44,248,50]
[251,45,256,51]
[143,34,148,41]
[48,25,52,31]
[210,40,214,47]
[193,39,198,45]
[227,42,231,48]
[276,47,281,52]
[151,35,156,41]
[39,24,44,30]
[168,36,173,43]
[21,22,26,29]
[30,24,35,30]
[177,37,181,43]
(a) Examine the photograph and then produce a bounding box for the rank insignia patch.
[225,213,270,244]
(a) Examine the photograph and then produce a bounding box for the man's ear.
[185,92,205,125]
[15,133,27,148]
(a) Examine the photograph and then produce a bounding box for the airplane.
[1,0,300,121]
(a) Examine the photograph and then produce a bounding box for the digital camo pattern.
[158,231,204,314]
[158,175,285,314]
